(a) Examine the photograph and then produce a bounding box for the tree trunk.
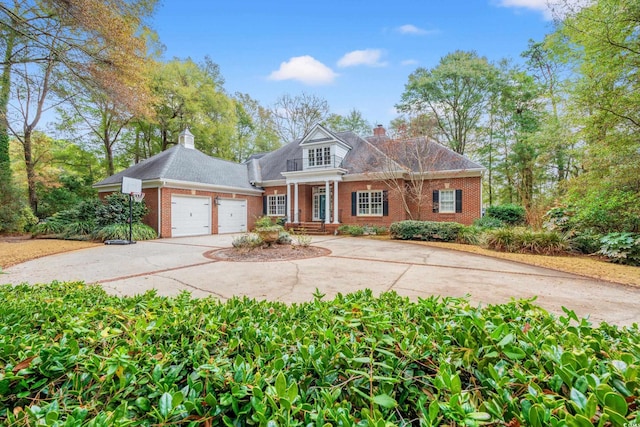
[0,29,15,182]
[22,130,38,213]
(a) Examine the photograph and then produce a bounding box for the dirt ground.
[0,236,99,269]
[1,236,638,288]
[411,240,640,287]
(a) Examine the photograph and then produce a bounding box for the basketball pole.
[129,193,133,244]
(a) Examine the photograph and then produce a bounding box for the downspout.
[158,181,164,237]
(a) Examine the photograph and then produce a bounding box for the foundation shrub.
[473,216,504,229]
[390,220,464,242]
[92,223,157,241]
[457,226,484,245]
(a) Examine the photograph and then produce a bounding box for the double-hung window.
[439,190,455,213]
[267,195,286,216]
[357,190,383,216]
[308,147,331,167]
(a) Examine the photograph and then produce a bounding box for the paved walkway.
[4,235,639,326]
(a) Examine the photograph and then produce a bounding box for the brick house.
[94,124,484,237]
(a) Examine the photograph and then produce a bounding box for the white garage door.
[171,195,211,237]
[218,199,247,234]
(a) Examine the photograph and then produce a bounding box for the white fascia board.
[342,171,403,182]
[158,179,264,195]
[282,168,347,184]
[408,168,485,179]
[95,179,264,195]
[255,179,286,187]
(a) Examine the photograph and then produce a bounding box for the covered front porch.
[284,180,342,232]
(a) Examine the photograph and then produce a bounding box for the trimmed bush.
[1,283,638,426]
[598,232,640,266]
[485,227,568,255]
[473,215,504,229]
[390,220,464,242]
[485,204,526,225]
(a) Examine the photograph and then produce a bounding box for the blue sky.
[152,0,558,129]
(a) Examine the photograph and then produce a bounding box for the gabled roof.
[298,123,352,150]
[252,131,484,183]
[94,144,256,190]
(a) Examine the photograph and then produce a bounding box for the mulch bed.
[206,245,330,262]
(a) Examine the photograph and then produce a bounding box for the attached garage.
[218,199,247,234]
[171,195,211,237]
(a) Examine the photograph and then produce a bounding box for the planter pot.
[257,230,280,244]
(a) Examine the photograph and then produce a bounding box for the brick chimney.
[373,124,386,137]
[178,128,195,149]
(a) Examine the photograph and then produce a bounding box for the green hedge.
[1,283,638,426]
[486,204,526,225]
[389,220,464,242]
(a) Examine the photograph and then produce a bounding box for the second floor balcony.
[286,155,345,172]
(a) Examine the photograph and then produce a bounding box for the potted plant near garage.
[254,216,284,245]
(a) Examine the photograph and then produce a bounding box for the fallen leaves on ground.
[409,240,640,288]
[0,238,100,269]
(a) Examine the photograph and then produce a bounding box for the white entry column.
[333,180,339,224]
[294,183,299,223]
[324,180,331,223]
[286,183,291,223]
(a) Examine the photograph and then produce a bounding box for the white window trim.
[306,146,332,167]
[357,190,383,216]
[267,194,286,216]
[439,189,455,213]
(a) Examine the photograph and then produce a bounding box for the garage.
[218,199,247,233]
[171,195,211,237]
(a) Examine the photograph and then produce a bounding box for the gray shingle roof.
[94,145,257,190]
[253,131,483,182]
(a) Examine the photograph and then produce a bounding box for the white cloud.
[337,49,387,68]
[496,0,591,20]
[268,56,338,85]
[401,59,419,66]
[397,24,432,35]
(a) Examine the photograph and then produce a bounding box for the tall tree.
[232,92,279,162]
[397,50,496,155]
[1,0,157,212]
[322,109,371,137]
[270,93,330,143]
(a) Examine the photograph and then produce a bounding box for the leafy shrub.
[1,283,638,426]
[232,233,263,249]
[485,227,568,255]
[0,182,29,233]
[485,204,526,225]
[457,225,484,245]
[338,224,364,236]
[473,215,504,229]
[598,232,640,266]
[569,231,603,254]
[294,233,312,247]
[92,223,157,242]
[566,187,640,233]
[95,193,148,227]
[276,230,292,245]
[543,206,573,233]
[32,217,66,235]
[390,220,464,242]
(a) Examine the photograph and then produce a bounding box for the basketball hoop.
[131,192,145,203]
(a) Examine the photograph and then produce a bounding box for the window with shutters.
[439,190,455,213]
[267,195,286,216]
[357,190,383,216]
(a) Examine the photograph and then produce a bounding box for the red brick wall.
[158,188,263,237]
[412,176,482,225]
[339,181,405,225]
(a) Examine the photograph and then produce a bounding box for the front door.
[312,187,328,221]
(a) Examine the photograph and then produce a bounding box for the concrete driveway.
[3,235,639,327]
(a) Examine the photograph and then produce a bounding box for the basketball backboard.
[121,177,142,194]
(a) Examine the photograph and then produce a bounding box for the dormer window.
[308,146,331,167]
